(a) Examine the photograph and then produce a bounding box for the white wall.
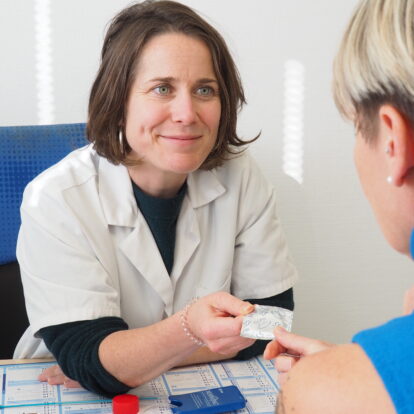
[1,0,413,343]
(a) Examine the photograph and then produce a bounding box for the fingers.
[63,379,82,388]
[208,335,255,355]
[275,354,299,373]
[202,313,245,339]
[186,292,257,355]
[38,365,80,388]
[38,365,62,382]
[272,327,332,356]
[209,292,254,317]
[263,338,286,360]
[277,372,289,386]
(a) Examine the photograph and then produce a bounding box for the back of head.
[333,0,414,140]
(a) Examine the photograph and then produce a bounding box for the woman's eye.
[197,86,214,96]
[154,85,170,95]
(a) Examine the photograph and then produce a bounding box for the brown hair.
[87,0,258,168]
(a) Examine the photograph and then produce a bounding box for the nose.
[170,92,197,125]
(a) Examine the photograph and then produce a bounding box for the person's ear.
[379,104,414,187]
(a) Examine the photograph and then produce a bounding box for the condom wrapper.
[240,305,293,340]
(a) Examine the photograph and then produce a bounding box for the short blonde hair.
[333,0,414,139]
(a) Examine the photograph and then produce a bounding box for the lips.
[160,135,202,140]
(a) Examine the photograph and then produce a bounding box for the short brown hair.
[87,0,257,168]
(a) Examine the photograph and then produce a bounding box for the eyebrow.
[146,77,218,84]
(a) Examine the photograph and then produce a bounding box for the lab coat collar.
[98,157,138,228]
[98,156,226,227]
[186,168,226,208]
[98,154,227,312]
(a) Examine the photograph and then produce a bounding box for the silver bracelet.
[180,297,205,347]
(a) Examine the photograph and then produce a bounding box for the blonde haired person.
[264,0,414,413]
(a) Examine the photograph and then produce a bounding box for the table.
[0,356,280,413]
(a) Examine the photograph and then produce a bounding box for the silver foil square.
[240,304,293,340]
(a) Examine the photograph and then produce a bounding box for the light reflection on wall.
[283,60,305,184]
[34,0,54,124]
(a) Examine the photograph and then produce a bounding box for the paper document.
[1,356,280,414]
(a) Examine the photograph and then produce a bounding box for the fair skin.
[125,32,221,198]
[264,104,414,413]
[39,33,255,388]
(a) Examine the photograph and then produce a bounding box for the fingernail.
[241,304,255,315]
[274,326,286,333]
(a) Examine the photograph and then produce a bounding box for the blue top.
[353,312,414,414]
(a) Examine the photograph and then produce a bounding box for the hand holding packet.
[240,304,293,340]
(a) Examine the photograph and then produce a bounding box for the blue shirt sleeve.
[352,312,414,414]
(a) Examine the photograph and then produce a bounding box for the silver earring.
[386,175,393,184]
[119,129,124,154]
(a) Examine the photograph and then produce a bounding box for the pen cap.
[113,394,139,414]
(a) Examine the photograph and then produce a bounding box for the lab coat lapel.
[99,157,173,308]
[171,169,225,283]
[171,196,200,281]
[119,219,173,308]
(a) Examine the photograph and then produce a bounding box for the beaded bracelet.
[180,297,205,347]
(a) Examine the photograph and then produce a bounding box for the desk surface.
[0,358,54,365]
[0,357,279,413]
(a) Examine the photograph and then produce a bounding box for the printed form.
[1,356,279,414]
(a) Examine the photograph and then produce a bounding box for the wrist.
[180,298,205,347]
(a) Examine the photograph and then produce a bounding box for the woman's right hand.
[264,327,333,385]
[186,291,255,355]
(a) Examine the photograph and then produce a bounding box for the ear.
[379,104,414,187]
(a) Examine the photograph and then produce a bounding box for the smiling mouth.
[160,135,202,140]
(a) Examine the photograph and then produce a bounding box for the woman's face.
[124,32,221,194]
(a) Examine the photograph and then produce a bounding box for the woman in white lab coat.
[15,0,297,396]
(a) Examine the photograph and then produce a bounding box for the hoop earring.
[119,129,124,155]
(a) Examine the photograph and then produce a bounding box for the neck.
[127,166,187,198]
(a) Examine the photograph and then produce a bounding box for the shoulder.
[25,145,99,193]
[212,151,273,196]
[278,343,396,414]
[22,145,100,206]
[20,145,105,232]
[352,313,414,413]
[215,150,263,177]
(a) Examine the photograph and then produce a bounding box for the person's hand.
[186,291,255,355]
[403,284,414,315]
[38,364,81,388]
[263,327,333,385]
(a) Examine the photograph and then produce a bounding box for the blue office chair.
[0,123,87,358]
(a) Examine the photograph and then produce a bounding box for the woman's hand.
[264,327,333,385]
[38,365,81,388]
[186,291,255,355]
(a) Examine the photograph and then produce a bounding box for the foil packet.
[240,304,293,340]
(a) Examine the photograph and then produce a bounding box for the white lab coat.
[14,145,298,358]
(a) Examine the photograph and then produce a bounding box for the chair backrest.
[0,123,87,265]
[0,262,29,358]
[0,123,87,358]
